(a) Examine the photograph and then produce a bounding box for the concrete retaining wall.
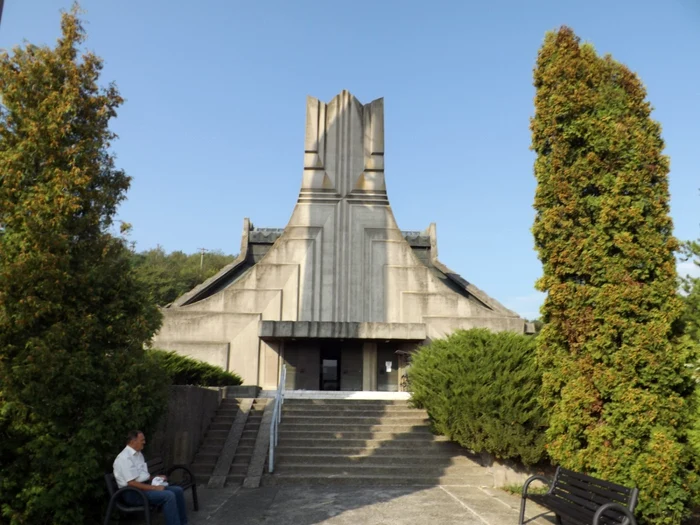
[149,385,223,468]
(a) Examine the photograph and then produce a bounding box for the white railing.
[268,364,287,473]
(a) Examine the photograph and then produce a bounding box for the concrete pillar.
[362,342,377,391]
[260,340,280,389]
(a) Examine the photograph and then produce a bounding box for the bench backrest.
[147,457,165,476]
[104,473,119,497]
[551,467,639,524]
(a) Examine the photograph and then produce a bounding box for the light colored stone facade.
[153,91,527,390]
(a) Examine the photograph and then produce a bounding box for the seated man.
[113,430,189,525]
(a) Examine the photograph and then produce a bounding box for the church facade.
[153,91,529,391]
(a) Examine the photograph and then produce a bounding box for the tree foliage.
[409,329,547,465]
[0,8,169,524]
[131,247,236,306]
[150,349,243,386]
[680,238,700,345]
[531,26,698,523]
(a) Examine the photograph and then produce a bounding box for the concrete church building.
[153,91,527,392]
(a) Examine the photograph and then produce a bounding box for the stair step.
[193,452,219,463]
[282,412,430,425]
[271,463,485,476]
[225,474,245,485]
[276,437,449,448]
[274,444,464,455]
[278,430,439,440]
[283,406,422,413]
[274,454,480,467]
[228,464,248,475]
[262,473,494,487]
[279,423,431,432]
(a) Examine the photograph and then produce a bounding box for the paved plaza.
[186,485,554,525]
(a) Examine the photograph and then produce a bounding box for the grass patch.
[500,482,549,496]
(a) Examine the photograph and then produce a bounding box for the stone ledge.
[258,321,426,341]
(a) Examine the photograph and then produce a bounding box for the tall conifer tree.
[0,7,168,523]
[531,27,697,523]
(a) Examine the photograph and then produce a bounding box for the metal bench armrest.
[113,486,149,507]
[522,475,552,498]
[593,502,637,525]
[104,486,151,525]
[166,464,195,482]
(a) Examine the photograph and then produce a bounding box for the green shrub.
[409,328,547,465]
[150,349,243,386]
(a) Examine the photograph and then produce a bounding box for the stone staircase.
[262,398,493,486]
[190,397,239,484]
[226,398,268,486]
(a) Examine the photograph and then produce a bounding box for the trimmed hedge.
[409,328,547,465]
[150,349,243,386]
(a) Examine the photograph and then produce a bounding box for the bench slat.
[559,474,632,506]
[559,468,634,498]
[531,494,628,525]
[556,476,631,507]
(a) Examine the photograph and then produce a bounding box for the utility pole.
[198,248,208,273]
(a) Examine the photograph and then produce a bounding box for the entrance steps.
[225,398,267,486]
[262,398,493,487]
[190,397,239,484]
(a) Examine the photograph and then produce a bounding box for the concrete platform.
[187,485,555,525]
[260,390,412,400]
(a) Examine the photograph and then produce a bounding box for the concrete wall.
[148,385,222,468]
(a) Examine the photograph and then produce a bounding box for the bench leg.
[192,484,199,511]
[103,497,117,525]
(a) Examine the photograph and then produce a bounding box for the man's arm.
[127,479,164,491]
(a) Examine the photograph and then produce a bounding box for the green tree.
[680,237,700,460]
[131,247,236,306]
[0,7,169,524]
[531,27,698,523]
[680,238,700,344]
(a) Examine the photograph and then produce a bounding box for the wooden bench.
[104,457,198,525]
[519,466,638,525]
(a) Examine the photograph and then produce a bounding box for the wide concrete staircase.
[226,398,268,486]
[262,398,493,486]
[190,397,239,484]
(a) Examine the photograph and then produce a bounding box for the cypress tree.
[0,7,168,523]
[531,27,698,523]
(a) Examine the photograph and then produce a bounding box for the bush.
[408,328,547,465]
[150,349,243,386]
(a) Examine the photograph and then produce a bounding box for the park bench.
[519,466,638,525]
[104,457,198,525]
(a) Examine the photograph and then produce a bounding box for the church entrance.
[320,346,341,391]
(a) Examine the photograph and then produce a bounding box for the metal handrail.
[268,364,287,473]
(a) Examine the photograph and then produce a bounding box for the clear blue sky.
[2,0,699,319]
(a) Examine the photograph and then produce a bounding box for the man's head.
[126,429,146,452]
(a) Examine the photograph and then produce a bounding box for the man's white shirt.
[113,445,150,488]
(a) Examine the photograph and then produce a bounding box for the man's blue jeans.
[122,485,188,525]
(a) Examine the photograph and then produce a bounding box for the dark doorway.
[320,347,341,391]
